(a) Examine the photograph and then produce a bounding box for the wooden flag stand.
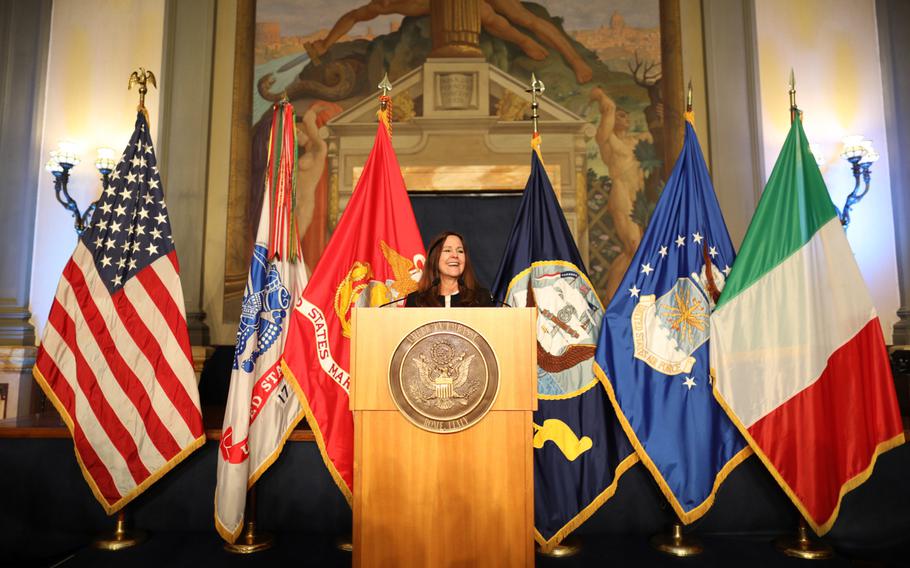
[92,507,146,551]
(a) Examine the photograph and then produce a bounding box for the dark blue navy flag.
[492,145,637,552]
[594,120,750,523]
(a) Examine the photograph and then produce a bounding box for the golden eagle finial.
[128,67,157,114]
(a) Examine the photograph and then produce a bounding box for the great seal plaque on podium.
[388,320,500,433]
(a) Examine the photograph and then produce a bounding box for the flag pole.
[686,79,693,114]
[773,70,834,560]
[649,80,704,559]
[525,73,545,150]
[378,72,393,138]
[327,76,392,557]
[127,67,157,126]
[524,71,586,560]
[788,68,799,124]
[92,71,162,551]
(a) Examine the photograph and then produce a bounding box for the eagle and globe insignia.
[389,321,499,433]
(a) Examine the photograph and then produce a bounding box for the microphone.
[378,296,410,308]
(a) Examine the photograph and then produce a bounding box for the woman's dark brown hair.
[411,231,482,307]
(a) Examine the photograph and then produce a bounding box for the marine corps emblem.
[333,240,423,338]
[389,321,499,433]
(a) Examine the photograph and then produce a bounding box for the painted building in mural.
[246,0,664,306]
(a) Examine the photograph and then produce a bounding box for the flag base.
[537,535,582,558]
[224,521,274,554]
[774,519,833,560]
[650,523,703,557]
[224,485,274,554]
[93,510,146,551]
[335,534,353,552]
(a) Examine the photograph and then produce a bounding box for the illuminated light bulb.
[54,140,81,167]
[94,147,117,174]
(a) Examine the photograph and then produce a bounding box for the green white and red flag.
[281,111,425,500]
[710,117,904,534]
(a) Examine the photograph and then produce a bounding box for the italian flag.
[710,117,904,535]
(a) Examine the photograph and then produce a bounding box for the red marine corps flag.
[215,102,307,542]
[282,101,425,500]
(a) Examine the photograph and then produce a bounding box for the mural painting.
[224,0,677,319]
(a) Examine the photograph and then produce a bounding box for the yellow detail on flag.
[380,240,420,298]
[334,261,372,338]
[533,419,592,461]
[531,133,544,164]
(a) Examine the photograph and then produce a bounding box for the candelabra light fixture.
[837,135,879,229]
[45,142,116,235]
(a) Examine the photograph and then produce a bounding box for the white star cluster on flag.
[81,122,174,294]
[626,230,731,302]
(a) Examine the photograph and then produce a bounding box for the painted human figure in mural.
[484,0,592,83]
[294,102,331,250]
[306,0,593,83]
[589,86,646,302]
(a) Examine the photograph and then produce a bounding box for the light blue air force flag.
[594,120,750,523]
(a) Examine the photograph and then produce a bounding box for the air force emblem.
[631,275,712,375]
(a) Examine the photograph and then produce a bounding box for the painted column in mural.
[430,0,484,57]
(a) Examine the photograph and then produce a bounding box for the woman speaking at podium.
[405,231,493,307]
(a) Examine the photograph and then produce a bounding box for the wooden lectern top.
[350,307,537,413]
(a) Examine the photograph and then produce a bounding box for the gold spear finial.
[788,68,799,124]
[526,73,546,137]
[128,67,157,116]
[686,80,693,113]
[685,79,695,125]
[378,73,392,98]
[377,72,394,135]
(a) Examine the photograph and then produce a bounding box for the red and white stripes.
[34,242,204,513]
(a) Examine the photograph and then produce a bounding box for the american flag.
[33,112,204,514]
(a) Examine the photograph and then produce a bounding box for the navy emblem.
[510,262,602,396]
[234,245,291,372]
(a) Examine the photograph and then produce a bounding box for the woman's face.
[437,235,466,281]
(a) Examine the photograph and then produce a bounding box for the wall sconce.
[45,142,115,235]
[837,135,879,228]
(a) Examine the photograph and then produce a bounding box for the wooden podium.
[351,307,537,567]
